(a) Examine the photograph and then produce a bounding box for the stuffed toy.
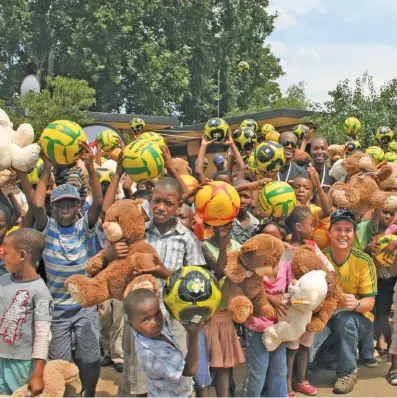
[370,162,397,212]
[0,108,41,172]
[327,144,346,167]
[171,157,192,175]
[329,159,347,182]
[262,270,328,351]
[12,360,81,397]
[65,199,160,307]
[294,149,312,167]
[220,234,285,323]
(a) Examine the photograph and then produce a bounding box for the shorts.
[376,277,397,316]
[286,331,315,350]
[191,329,212,389]
[49,305,100,363]
[0,358,33,395]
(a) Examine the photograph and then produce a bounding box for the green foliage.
[18,76,95,138]
[271,81,310,110]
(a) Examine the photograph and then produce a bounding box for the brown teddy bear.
[371,162,397,211]
[327,144,346,167]
[220,234,285,323]
[171,158,192,175]
[65,199,160,307]
[294,149,312,167]
[12,360,81,397]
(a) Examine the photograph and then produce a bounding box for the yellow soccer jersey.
[324,248,377,321]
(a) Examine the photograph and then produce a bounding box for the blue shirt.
[134,324,193,397]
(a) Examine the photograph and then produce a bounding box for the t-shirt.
[0,274,53,360]
[313,164,335,194]
[324,247,377,321]
[353,221,374,251]
[0,246,6,277]
[231,213,259,245]
[277,162,309,185]
[41,212,96,309]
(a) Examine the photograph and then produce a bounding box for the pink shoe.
[295,381,318,396]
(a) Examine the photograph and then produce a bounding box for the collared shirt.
[231,212,259,245]
[134,324,193,397]
[278,162,309,185]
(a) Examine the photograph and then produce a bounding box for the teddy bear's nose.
[291,279,298,286]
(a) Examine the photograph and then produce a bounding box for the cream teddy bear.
[262,270,328,352]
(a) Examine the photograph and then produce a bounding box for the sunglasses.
[281,140,298,149]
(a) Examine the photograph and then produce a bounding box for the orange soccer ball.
[181,175,199,192]
[194,181,240,226]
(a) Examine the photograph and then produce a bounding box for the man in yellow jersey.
[312,209,377,394]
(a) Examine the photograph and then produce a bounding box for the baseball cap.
[51,184,80,203]
[330,208,356,229]
[213,154,225,164]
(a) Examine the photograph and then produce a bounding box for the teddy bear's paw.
[124,275,159,298]
[66,282,85,305]
[229,297,253,323]
[262,328,280,351]
[331,188,350,206]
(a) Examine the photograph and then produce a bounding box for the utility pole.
[217,68,220,117]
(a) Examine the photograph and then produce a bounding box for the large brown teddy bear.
[65,199,159,307]
[221,234,285,323]
[291,245,345,332]
[371,162,397,211]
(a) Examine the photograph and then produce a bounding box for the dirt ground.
[96,360,396,397]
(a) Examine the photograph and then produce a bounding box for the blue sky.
[267,0,397,102]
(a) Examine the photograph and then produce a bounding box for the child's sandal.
[387,369,397,386]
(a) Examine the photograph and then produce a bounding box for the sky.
[266,0,397,103]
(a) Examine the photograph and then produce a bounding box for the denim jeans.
[312,310,374,377]
[243,328,287,397]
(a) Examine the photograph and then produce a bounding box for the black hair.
[7,228,46,266]
[254,219,283,236]
[233,178,249,187]
[132,189,153,201]
[124,288,158,321]
[0,206,11,227]
[100,181,111,196]
[154,177,183,200]
[213,170,233,181]
[311,137,328,146]
[284,206,312,234]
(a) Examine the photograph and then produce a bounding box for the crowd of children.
[0,126,396,398]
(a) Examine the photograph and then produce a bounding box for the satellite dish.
[20,75,40,96]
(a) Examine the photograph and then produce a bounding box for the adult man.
[313,209,378,394]
[278,131,309,184]
[310,138,335,194]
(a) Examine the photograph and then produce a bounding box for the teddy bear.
[220,234,285,323]
[262,270,328,351]
[294,149,312,167]
[65,199,160,307]
[11,360,81,397]
[370,162,397,212]
[327,144,346,167]
[0,108,41,172]
[329,159,347,182]
[171,157,192,175]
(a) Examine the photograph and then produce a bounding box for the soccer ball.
[292,124,309,141]
[343,117,361,137]
[388,141,397,153]
[204,118,229,143]
[260,123,276,138]
[194,181,240,226]
[27,158,44,185]
[137,131,166,149]
[181,175,199,192]
[232,127,257,152]
[375,235,397,267]
[255,141,286,176]
[40,120,87,165]
[122,139,164,182]
[365,146,385,164]
[163,266,221,324]
[130,117,146,134]
[110,147,122,161]
[247,152,257,168]
[376,126,394,145]
[96,167,114,184]
[98,129,121,152]
[345,140,361,153]
[385,152,397,163]
[259,181,297,219]
[238,61,249,72]
[265,130,280,143]
[240,119,258,133]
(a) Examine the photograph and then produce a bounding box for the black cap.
[330,208,356,229]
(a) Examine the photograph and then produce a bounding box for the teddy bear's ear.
[377,164,393,182]
[137,203,150,222]
[240,241,258,265]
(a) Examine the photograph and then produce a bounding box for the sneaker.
[333,370,358,394]
[295,381,318,396]
[361,357,378,368]
[101,356,113,367]
[376,351,392,363]
[114,363,123,373]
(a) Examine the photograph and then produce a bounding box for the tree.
[18,76,96,138]
[271,81,310,110]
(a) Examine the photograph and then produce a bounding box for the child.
[284,207,336,397]
[255,219,284,240]
[0,228,53,395]
[124,288,201,397]
[0,208,10,276]
[176,203,194,230]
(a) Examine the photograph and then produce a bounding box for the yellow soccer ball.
[98,129,121,152]
[385,152,397,163]
[237,61,249,72]
[240,119,258,133]
[375,235,397,267]
[388,141,397,153]
[163,266,221,324]
[343,117,361,138]
[96,167,114,184]
[137,131,166,149]
[204,118,229,143]
[27,158,44,186]
[365,146,385,164]
[345,140,361,154]
[194,181,240,226]
[122,139,164,182]
[247,152,257,168]
[40,120,87,165]
[260,124,276,138]
[259,181,296,218]
[181,175,199,192]
[292,124,309,141]
[232,127,257,152]
[265,130,280,143]
[376,126,394,145]
[255,141,285,176]
[130,117,146,133]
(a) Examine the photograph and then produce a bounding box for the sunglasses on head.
[281,140,298,149]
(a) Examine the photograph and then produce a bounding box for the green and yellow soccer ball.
[237,61,249,72]
[292,124,309,141]
[130,117,146,134]
[376,126,394,145]
[255,141,285,176]
[137,131,166,149]
[240,119,258,133]
[232,127,257,152]
[98,129,121,152]
[122,139,164,182]
[345,140,361,154]
[96,167,114,184]
[163,266,221,324]
[375,235,397,267]
[259,181,296,219]
[27,158,44,186]
[260,123,276,138]
[40,120,87,165]
[385,152,397,163]
[343,117,361,137]
[388,141,397,153]
[365,146,385,164]
[204,118,228,143]
[247,152,257,168]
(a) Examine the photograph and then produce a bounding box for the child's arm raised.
[225,128,246,179]
[161,146,189,197]
[196,138,214,183]
[308,166,331,218]
[182,323,202,376]
[214,223,234,280]
[102,153,124,215]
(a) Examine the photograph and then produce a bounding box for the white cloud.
[297,48,320,62]
[266,40,287,56]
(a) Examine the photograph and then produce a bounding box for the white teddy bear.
[0,107,41,172]
[262,270,328,352]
